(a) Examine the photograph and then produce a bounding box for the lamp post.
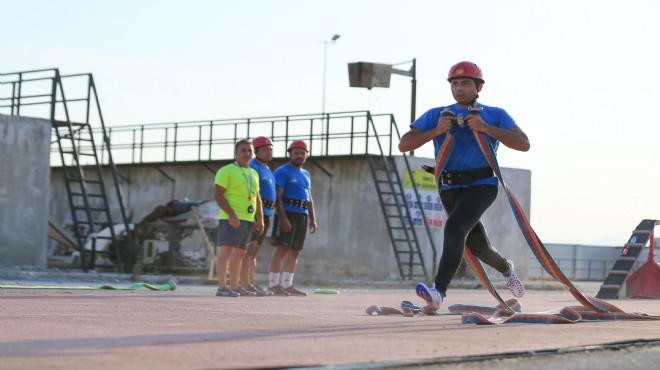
[322,34,341,114]
[392,59,417,127]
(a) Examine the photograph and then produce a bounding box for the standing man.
[214,139,264,297]
[239,136,276,297]
[268,140,317,296]
[398,61,529,311]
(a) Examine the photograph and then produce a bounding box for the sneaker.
[415,282,443,311]
[504,259,525,298]
[268,285,291,296]
[254,285,273,296]
[283,286,308,296]
[235,286,257,297]
[216,287,240,297]
[247,285,271,297]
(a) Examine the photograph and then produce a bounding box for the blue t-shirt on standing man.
[273,164,311,215]
[249,159,276,217]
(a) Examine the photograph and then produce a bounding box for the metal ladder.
[595,219,659,299]
[367,154,428,280]
[364,112,435,280]
[1,68,133,272]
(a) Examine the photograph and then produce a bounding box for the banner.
[402,170,445,228]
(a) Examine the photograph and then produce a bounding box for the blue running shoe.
[247,284,271,297]
[235,286,257,297]
[415,282,443,311]
[216,287,240,297]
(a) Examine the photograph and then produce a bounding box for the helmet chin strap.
[470,94,479,108]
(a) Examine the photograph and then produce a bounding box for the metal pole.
[411,58,417,125]
[322,41,328,114]
[321,34,340,114]
[410,58,417,156]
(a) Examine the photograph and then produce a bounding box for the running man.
[398,61,528,310]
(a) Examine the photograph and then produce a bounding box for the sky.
[2,0,659,246]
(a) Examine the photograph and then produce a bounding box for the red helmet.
[447,61,484,84]
[287,140,308,152]
[252,136,273,150]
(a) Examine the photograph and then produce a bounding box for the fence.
[528,255,656,281]
[48,111,400,167]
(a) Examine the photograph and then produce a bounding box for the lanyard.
[234,162,252,201]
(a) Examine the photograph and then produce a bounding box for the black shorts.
[217,220,253,249]
[271,211,308,251]
[249,215,270,244]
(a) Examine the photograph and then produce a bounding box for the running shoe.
[283,286,308,296]
[415,282,443,311]
[504,259,525,298]
[268,285,291,296]
[235,286,257,297]
[247,285,271,296]
[253,284,273,296]
[216,287,240,297]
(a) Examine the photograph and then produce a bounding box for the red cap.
[287,140,308,152]
[252,136,273,150]
[447,61,484,84]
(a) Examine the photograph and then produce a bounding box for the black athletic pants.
[435,184,509,295]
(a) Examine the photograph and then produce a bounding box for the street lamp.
[322,34,341,114]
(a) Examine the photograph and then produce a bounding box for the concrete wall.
[0,114,51,268]
[49,155,532,281]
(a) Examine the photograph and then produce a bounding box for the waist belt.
[441,167,493,186]
[282,198,309,210]
[262,199,275,210]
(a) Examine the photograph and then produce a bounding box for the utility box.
[348,62,392,89]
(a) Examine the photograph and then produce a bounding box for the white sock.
[282,272,294,288]
[269,272,280,288]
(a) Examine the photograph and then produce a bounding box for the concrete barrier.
[48,154,531,281]
[0,114,51,268]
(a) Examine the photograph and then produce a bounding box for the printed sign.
[402,170,445,228]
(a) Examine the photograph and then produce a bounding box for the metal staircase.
[0,68,133,272]
[596,219,659,299]
[365,113,434,280]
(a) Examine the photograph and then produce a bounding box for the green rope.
[0,280,177,291]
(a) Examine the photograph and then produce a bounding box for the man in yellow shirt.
[214,139,264,297]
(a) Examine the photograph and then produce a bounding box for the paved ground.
[1,279,659,369]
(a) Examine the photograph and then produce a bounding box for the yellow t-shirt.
[214,163,260,221]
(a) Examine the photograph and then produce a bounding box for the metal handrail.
[51,112,400,166]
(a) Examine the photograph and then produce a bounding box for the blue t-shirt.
[249,159,276,217]
[273,164,311,215]
[411,103,518,189]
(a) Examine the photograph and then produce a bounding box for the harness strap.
[262,199,275,210]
